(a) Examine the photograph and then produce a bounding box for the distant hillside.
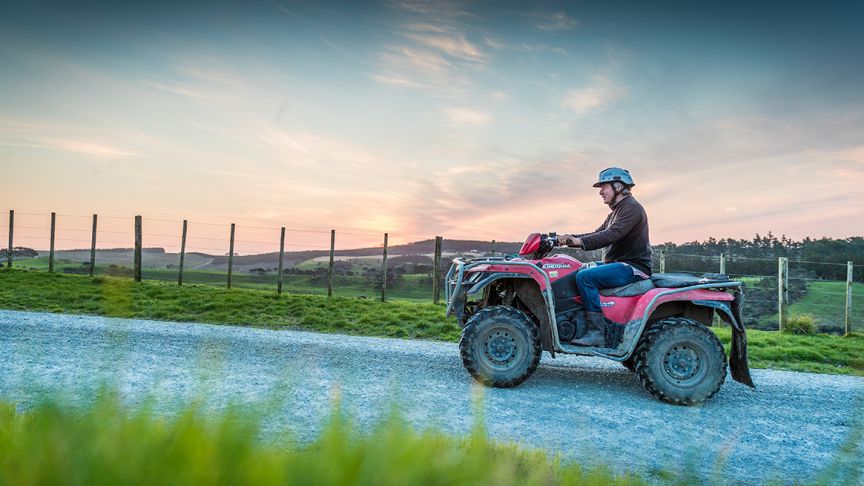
[206,238,526,266]
[20,240,535,272]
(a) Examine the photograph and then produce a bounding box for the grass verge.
[1,269,862,376]
[0,391,644,486]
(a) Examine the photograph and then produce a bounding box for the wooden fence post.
[719,252,726,275]
[277,227,285,295]
[49,212,56,273]
[328,229,335,297]
[89,214,98,277]
[6,210,13,268]
[659,249,666,273]
[134,215,142,282]
[381,233,388,302]
[178,220,187,285]
[433,236,443,304]
[778,256,788,332]
[227,223,235,289]
[846,261,854,337]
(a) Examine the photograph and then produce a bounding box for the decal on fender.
[542,263,572,269]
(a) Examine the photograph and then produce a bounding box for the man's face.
[598,183,616,205]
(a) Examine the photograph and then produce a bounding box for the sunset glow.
[2,1,863,253]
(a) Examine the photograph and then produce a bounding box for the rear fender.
[607,283,738,359]
[609,285,755,389]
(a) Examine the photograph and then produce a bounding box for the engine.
[555,309,587,342]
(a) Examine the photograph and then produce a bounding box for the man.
[556,167,652,347]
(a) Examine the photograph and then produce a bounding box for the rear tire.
[460,306,541,388]
[633,317,727,405]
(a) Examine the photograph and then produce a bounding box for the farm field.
[10,255,438,302]
[788,280,863,329]
[1,269,861,376]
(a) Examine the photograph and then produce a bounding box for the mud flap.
[730,292,756,388]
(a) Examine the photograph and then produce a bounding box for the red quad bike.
[445,233,756,405]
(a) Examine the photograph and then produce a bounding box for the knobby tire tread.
[633,317,727,405]
[460,306,541,388]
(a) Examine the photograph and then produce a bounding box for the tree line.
[656,233,863,281]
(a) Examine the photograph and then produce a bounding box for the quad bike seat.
[556,271,736,299]
[598,278,655,297]
[598,272,737,297]
[650,272,736,288]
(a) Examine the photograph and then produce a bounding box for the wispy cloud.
[403,32,485,63]
[372,2,487,96]
[444,107,491,126]
[369,73,429,88]
[51,139,138,158]
[380,46,452,75]
[257,127,384,171]
[563,76,628,114]
[0,122,138,160]
[142,80,211,100]
[535,12,577,31]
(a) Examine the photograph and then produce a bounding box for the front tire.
[460,306,541,388]
[633,317,727,405]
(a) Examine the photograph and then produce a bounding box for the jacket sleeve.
[579,203,642,251]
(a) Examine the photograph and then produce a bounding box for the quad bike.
[445,233,755,405]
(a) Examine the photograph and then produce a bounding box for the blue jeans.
[575,262,641,313]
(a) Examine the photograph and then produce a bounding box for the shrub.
[783,313,818,335]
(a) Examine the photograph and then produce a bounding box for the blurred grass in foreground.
[1,269,862,376]
[1,392,860,485]
[0,391,643,486]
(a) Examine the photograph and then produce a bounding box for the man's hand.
[557,234,582,247]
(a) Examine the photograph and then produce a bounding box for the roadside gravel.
[1,309,862,483]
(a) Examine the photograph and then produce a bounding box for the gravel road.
[1,309,862,483]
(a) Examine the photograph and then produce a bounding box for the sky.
[2,0,863,253]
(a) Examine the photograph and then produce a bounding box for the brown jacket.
[578,196,653,275]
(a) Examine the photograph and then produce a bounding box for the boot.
[571,312,607,347]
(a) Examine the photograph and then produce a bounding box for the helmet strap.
[610,182,631,205]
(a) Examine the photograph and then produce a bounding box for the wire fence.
[653,250,859,334]
[2,210,859,334]
[0,210,449,302]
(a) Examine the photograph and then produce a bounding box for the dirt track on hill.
[1,310,862,483]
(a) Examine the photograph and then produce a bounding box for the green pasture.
[0,269,458,341]
[8,256,437,302]
[751,280,863,332]
[788,280,863,329]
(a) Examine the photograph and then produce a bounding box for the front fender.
[446,272,532,325]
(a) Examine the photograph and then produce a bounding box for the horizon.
[3,1,863,251]
[6,210,859,257]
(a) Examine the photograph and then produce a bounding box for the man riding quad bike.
[444,168,755,405]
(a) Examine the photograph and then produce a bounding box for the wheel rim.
[478,326,526,371]
[661,341,707,387]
